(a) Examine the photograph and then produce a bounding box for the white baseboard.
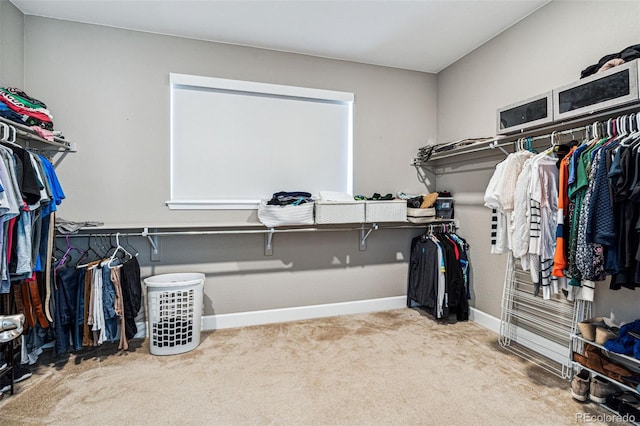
[469,307,569,365]
[201,296,408,330]
[469,307,501,333]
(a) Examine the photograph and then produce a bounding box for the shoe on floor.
[571,369,590,401]
[0,375,12,393]
[607,391,640,414]
[13,364,32,383]
[590,375,612,404]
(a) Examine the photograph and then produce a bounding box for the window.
[168,73,354,210]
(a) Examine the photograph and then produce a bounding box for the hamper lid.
[144,272,205,288]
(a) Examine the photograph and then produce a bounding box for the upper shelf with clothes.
[498,58,640,135]
[413,59,640,165]
[413,102,640,165]
[0,86,76,166]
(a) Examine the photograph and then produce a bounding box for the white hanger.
[617,116,624,137]
[0,122,8,142]
[6,124,15,144]
[107,233,132,267]
[0,122,18,147]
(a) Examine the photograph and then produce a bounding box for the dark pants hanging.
[54,266,85,354]
[120,257,141,340]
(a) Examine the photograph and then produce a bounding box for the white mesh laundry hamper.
[144,273,204,356]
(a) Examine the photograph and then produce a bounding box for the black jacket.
[407,233,468,321]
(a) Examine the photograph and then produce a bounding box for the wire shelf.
[499,252,579,379]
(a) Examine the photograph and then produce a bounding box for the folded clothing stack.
[604,319,640,358]
[354,193,394,201]
[580,44,640,79]
[266,191,313,206]
[0,88,55,139]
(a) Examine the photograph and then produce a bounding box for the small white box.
[365,200,407,223]
[315,201,365,224]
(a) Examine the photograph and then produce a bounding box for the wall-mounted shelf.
[412,139,513,163]
[55,220,458,258]
[415,61,640,165]
[0,116,76,166]
[415,100,640,164]
[0,116,73,150]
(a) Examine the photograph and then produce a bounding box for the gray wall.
[23,17,438,314]
[437,0,640,322]
[0,0,23,87]
[21,2,638,322]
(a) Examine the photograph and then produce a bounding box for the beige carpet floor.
[0,308,614,425]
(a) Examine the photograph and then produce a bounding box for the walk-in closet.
[1,0,640,424]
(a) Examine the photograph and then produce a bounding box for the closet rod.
[514,126,584,144]
[56,220,457,256]
[55,220,458,238]
[59,225,368,238]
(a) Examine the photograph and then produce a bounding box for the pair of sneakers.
[0,364,32,393]
[571,369,612,403]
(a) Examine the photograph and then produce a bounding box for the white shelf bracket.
[489,140,510,156]
[359,223,378,251]
[264,228,275,256]
[142,227,160,261]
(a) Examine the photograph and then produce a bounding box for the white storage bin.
[365,200,407,222]
[407,207,436,224]
[496,92,553,135]
[144,273,204,356]
[258,201,315,227]
[315,201,365,224]
[553,59,639,121]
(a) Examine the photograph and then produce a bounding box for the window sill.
[166,200,260,210]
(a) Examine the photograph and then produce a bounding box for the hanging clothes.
[0,143,67,363]
[407,229,469,321]
[486,113,640,303]
[485,147,560,299]
[485,150,535,255]
[51,241,142,355]
[529,150,560,298]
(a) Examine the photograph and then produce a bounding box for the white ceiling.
[10,0,550,73]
